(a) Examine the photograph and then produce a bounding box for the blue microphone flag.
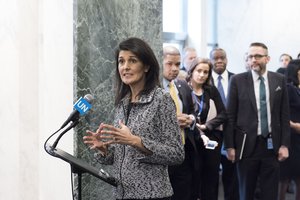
[73,97,92,115]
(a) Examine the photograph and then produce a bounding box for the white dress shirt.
[212,70,229,98]
[251,70,272,135]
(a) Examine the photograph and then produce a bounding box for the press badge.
[267,137,273,149]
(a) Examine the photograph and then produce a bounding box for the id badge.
[267,137,273,149]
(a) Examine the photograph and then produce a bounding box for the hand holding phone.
[205,140,218,150]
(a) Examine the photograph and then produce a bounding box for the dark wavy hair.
[286,59,300,87]
[114,37,160,105]
[186,57,213,88]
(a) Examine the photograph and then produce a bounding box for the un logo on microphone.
[73,97,92,115]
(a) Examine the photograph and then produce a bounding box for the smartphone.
[205,140,218,150]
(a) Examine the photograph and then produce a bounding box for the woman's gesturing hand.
[83,123,108,155]
[100,120,152,155]
[100,120,138,146]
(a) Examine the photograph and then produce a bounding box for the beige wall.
[218,0,300,73]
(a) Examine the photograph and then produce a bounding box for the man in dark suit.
[224,42,290,200]
[162,46,197,200]
[209,48,239,200]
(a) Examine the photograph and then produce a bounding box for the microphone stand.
[51,120,79,151]
[45,121,117,200]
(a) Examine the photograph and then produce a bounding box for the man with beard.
[209,48,239,200]
[162,46,197,200]
[224,42,290,200]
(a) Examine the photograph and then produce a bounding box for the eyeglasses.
[247,54,268,60]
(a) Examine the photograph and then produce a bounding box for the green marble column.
[73,0,162,199]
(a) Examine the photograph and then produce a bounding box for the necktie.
[169,82,180,114]
[217,75,227,156]
[217,75,226,106]
[169,82,185,144]
[259,76,268,137]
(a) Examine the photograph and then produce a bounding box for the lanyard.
[192,91,204,117]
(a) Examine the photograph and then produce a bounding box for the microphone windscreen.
[84,94,94,104]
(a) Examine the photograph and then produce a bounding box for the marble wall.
[73,0,162,199]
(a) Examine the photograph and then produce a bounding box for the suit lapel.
[174,80,184,101]
[267,72,276,110]
[247,72,257,112]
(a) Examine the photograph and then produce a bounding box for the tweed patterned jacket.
[95,87,185,199]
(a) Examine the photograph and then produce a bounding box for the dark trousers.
[169,144,193,200]
[192,135,222,200]
[221,154,239,200]
[237,136,279,200]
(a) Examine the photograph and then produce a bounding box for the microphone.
[60,94,94,129]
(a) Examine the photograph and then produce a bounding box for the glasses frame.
[247,54,268,60]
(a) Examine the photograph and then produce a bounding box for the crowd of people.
[83,37,300,200]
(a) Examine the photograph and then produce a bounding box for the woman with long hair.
[83,37,184,200]
[186,57,227,200]
[279,59,300,200]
